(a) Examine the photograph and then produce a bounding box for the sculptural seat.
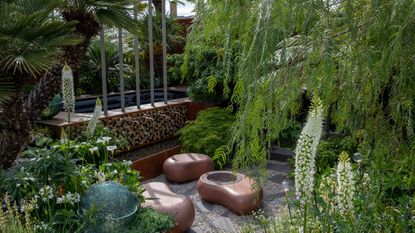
[197,171,263,215]
[163,153,214,183]
[143,182,195,233]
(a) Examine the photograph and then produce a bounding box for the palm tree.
[136,12,185,81]
[0,0,138,168]
[79,39,120,94]
[0,0,80,169]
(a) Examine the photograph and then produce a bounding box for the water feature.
[75,89,187,113]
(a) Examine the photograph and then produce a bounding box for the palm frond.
[0,0,81,77]
[0,76,14,105]
[63,0,141,34]
[15,0,60,15]
[94,6,140,34]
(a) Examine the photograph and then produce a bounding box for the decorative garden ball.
[81,181,138,233]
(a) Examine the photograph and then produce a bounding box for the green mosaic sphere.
[40,94,62,119]
[81,182,138,233]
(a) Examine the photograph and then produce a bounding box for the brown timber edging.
[131,145,181,181]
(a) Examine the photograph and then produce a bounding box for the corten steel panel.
[186,102,218,121]
[131,145,181,181]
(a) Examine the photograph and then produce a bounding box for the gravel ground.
[145,160,292,233]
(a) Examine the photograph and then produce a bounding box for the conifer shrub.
[179,108,235,167]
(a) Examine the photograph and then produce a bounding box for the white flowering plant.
[61,64,75,114]
[0,149,144,232]
[85,97,102,138]
[272,96,390,231]
[294,95,323,206]
[0,194,37,233]
[52,129,128,164]
[336,151,355,217]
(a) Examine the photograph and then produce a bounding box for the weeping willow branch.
[185,0,415,197]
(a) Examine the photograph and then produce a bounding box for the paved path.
[145,160,292,233]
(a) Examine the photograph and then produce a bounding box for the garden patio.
[1,0,414,233]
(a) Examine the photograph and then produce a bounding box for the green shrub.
[78,39,149,95]
[126,207,175,233]
[187,78,225,103]
[274,119,302,148]
[179,108,235,167]
[316,135,359,175]
[167,53,184,86]
[182,48,236,104]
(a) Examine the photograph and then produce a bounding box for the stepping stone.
[212,216,238,232]
[195,200,213,213]
[143,182,195,233]
[163,153,214,183]
[269,146,294,162]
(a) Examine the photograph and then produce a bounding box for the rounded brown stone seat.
[197,171,263,215]
[163,153,214,183]
[143,182,195,233]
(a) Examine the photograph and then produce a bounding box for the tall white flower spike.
[86,98,102,138]
[294,96,323,206]
[336,151,355,216]
[61,64,75,113]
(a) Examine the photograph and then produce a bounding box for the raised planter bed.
[131,145,181,180]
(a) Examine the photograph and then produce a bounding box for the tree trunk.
[153,0,162,13]
[0,79,31,169]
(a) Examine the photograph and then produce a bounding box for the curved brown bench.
[163,153,214,183]
[143,182,195,233]
[197,171,263,215]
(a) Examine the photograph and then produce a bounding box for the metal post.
[148,0,155,106]
[162,0,168,104]
[118,28,125,112]
[134,10,141,109]
[100,28,108,115]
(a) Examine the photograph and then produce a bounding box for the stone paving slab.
[145,160,292,233]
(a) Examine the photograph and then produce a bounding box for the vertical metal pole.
[100,28,108,115]
[162,0,168,104]
[134,10,141,109]
[118,28,125,112]
[148,0,155,106]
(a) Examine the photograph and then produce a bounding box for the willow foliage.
[185,0,415,193]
